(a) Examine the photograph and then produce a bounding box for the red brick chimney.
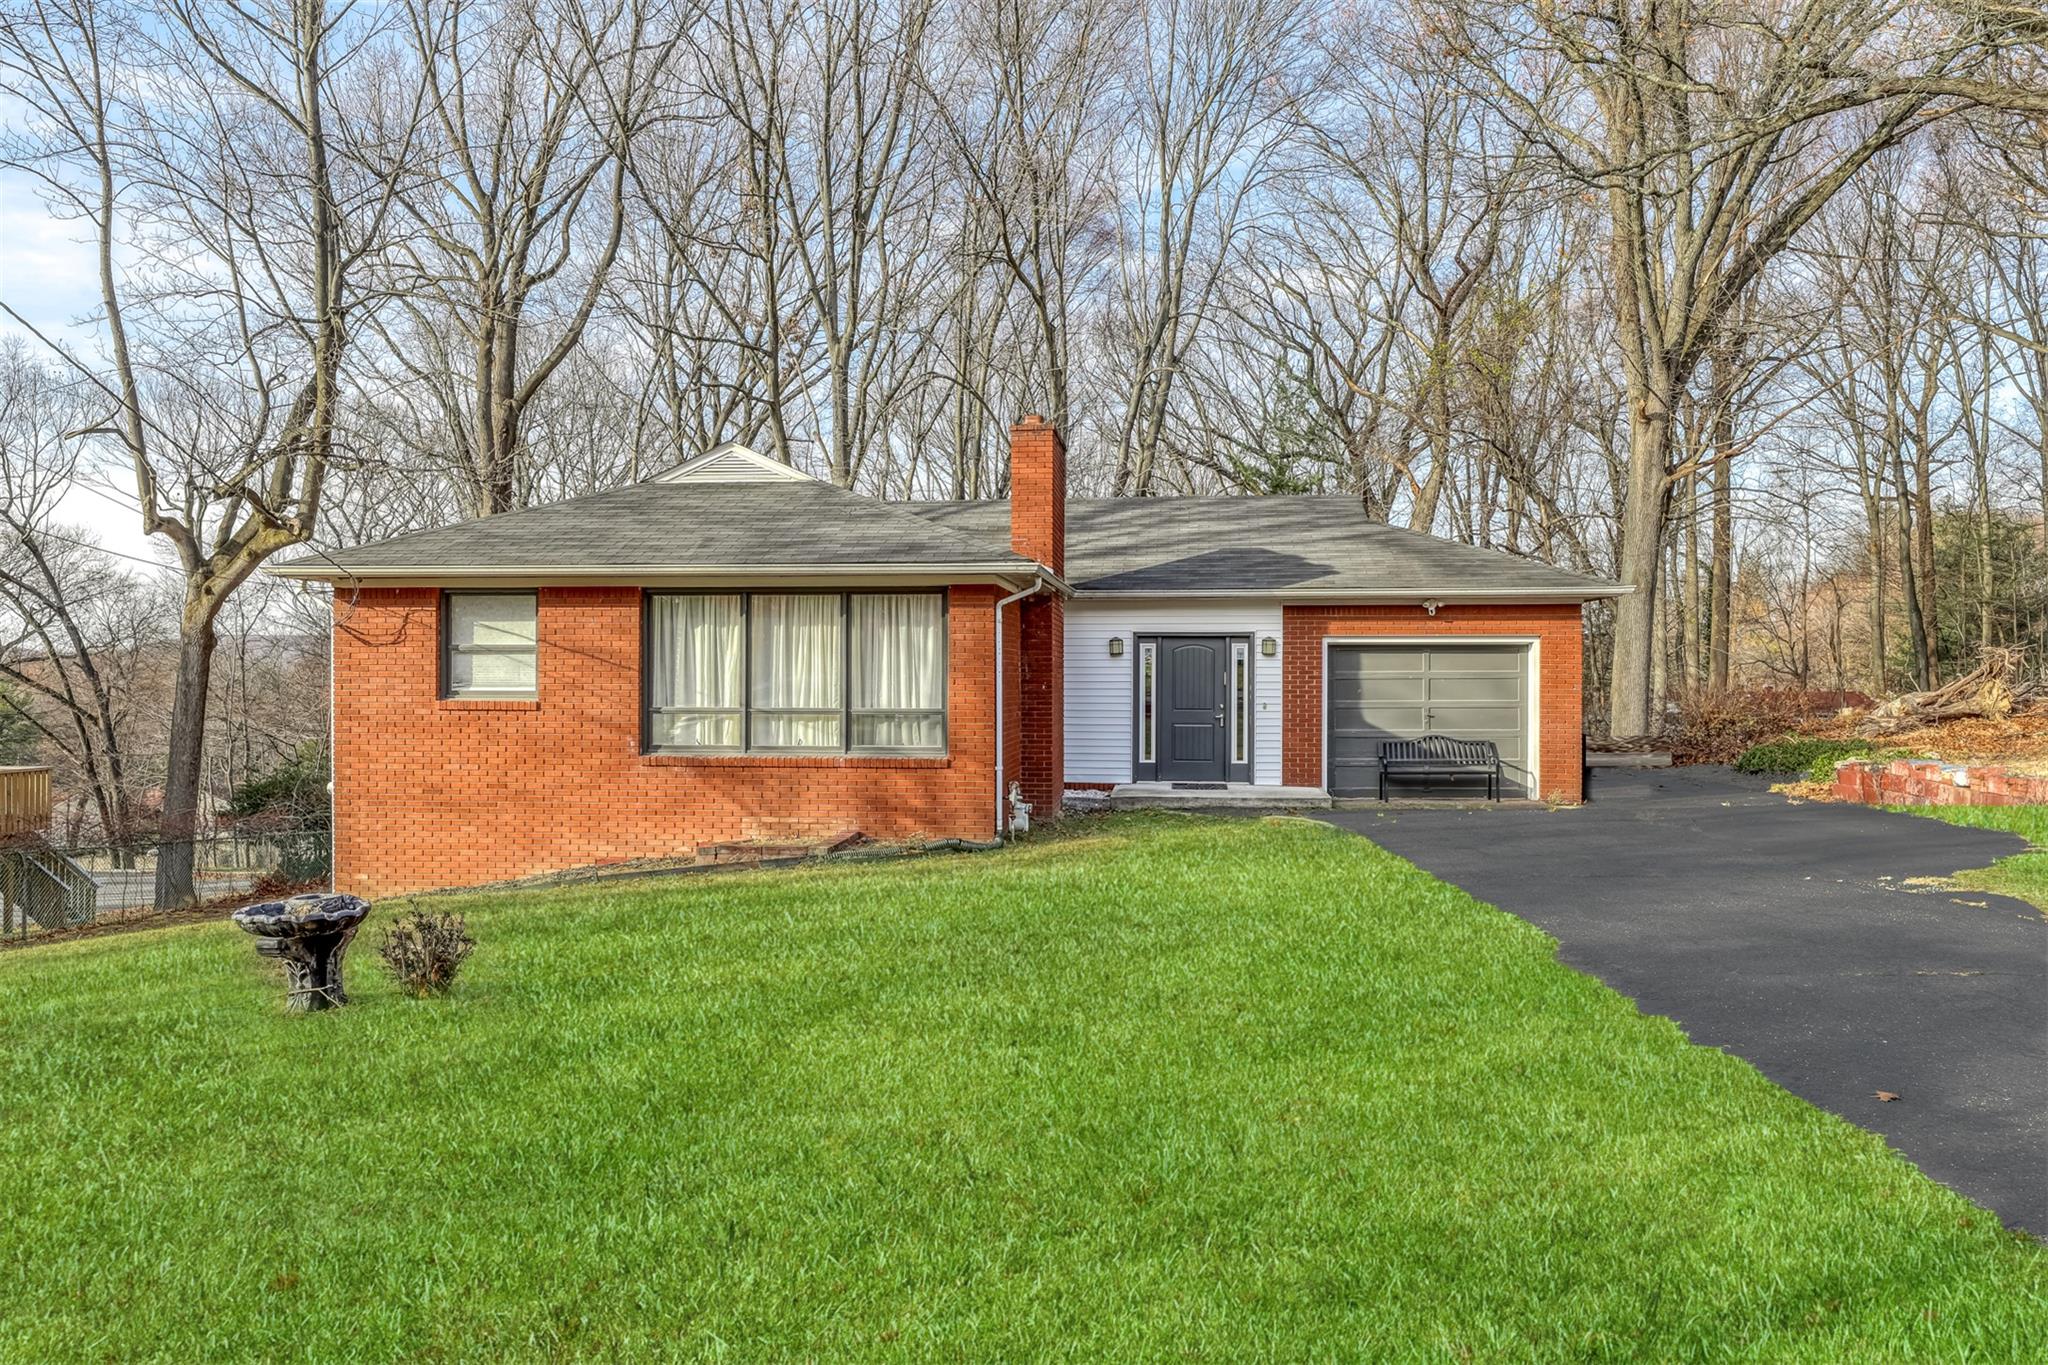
[1008,416,1065,819]
[1009,415,1065,577]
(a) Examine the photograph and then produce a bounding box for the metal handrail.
[2,845,99,932]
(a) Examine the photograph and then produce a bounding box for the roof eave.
[1070,585,1631,603]
[264,560,1048,590]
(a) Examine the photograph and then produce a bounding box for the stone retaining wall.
[1832,757,2048,807]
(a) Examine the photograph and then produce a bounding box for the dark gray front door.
[1158,637,1229,781]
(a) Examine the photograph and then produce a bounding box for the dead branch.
[1857,648,2041,736]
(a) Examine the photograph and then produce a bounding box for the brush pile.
[1856,647,2042,738]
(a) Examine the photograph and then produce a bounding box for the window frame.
[1231,639,1250,766]
[440,589,539,700]
[747,591,848,753]
[642,589,948,757]
[1137,641,1157,767]
[846,592,950,755]
[643,591,746,752]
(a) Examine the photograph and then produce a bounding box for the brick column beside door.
[1280,603,1586,803]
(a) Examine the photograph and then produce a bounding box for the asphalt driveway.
[1318,766,2048,1233]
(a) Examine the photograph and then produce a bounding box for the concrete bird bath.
[232,893,371,1012]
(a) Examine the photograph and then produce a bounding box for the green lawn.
[3,815,2043,1361]
[1895,803,2048,913]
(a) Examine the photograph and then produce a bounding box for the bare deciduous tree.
[0,0,412,902]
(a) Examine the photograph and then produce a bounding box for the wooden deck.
[0,766,52,839]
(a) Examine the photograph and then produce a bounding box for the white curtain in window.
[448,593,537,694]
[751,594,842,747]
[650,595,741,747]
[851,593,943,748]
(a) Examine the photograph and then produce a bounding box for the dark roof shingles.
[288,480,1032,573]
[286,482,1617,598]
[911,496,1617,597]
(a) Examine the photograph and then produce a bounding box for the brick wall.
[1279,603,1586,803]
[1016,593,1064,816]
[1834,757,2048,808]
[333,584,1005,897]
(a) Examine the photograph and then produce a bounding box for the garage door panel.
[1331,648,1428,677]
[1335,705,1428,734]
[1422,704,1521,732]
[1343,674,1428,705]
[1426,674,1522,703]
[1326,644,1531,798]
[1428,648,1520,674]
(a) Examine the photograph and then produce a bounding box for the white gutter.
[264,560,1048,585]
[992,575,1048,836]
[1071,586,1633,602]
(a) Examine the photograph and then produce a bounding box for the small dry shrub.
[1666,687,1870,764]
[377,903,476,997]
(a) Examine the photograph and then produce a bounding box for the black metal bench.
[1378,735,1503,801]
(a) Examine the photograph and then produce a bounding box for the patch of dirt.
[1771,779,1838,802]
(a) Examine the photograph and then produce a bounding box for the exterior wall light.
[1260,636,1277,657]
[1421,599,1442,617]
[1109,636,1125,658]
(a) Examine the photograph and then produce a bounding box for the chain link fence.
[2,827,331,941]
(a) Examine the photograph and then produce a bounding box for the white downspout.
[993,576,1046,836]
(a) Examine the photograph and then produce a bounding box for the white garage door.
[1327,644,1530,797]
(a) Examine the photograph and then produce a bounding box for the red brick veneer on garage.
[1280,604,1586,803]
[333,585,1010,897]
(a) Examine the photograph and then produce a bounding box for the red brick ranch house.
[271,419,1624,897]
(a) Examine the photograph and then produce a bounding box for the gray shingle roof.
[272,480,1035,577]
[909,496,1621,599]
[274,481,1620,601]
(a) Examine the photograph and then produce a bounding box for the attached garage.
[1326,642,1533,797]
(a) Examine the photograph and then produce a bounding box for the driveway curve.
[1318,766,2047,1232]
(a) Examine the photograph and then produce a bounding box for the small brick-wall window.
[645,590,946,755]
[442,591,538,698]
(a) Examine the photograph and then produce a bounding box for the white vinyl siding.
[1064,599,1283,786]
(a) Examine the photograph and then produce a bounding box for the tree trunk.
[480,294,522,514]
[1607,399,1670,737]
[1972,339,1995,647]
[1681,469,1701,688]
[1867,519,1888,693]
[1709,419,1733,690]
[1894,473,1930,691]
[153,606,219,909]
[1913,439,1937,682]
[1652,533,1671,704]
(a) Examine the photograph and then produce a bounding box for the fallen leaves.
[1875,1091,1901,1103]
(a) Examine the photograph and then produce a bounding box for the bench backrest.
[1379,734,1499,765]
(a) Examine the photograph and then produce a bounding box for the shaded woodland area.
[1,0,2044,900]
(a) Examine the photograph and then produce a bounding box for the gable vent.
[651,442,818,485]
